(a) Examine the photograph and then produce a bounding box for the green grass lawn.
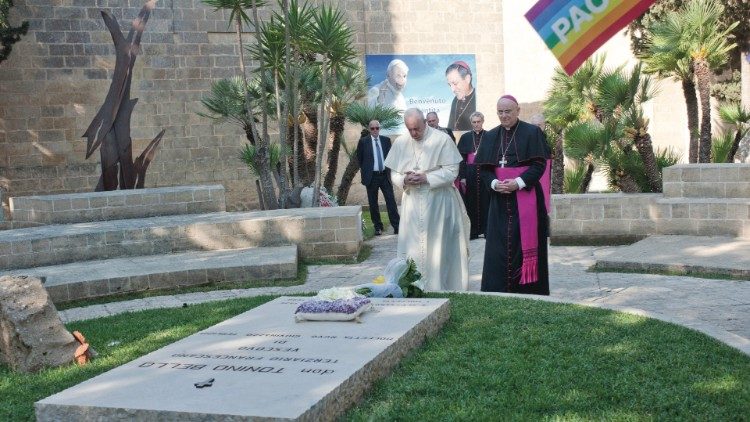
[2,294,748,421]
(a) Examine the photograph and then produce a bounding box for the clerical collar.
[501,121,519,131]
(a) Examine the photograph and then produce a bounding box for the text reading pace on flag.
[525,0,656,75]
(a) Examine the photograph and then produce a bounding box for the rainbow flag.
[525,0,656,75]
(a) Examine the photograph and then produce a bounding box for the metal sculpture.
[83,0,164,190]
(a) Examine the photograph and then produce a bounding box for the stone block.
[657,218,699,235]
[670,203,690,219]
[35,297,450,421]
[602,204,622,219]
[628,219,656,235]
[726,183,750,198]
[697,220,741,237]
[680,167,701,182]
[661,166,681,183]
[708,203,728,220]
[0,275,79,373]
[700,167,725,183]
[689,203,710,219]
[662,183,681,198]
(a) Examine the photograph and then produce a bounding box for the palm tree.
[308,4,357,206]
[596,64,662,192]
[719,102,750,162]
[639,14,701,163]
[336,103,401,204]
[202,0,278,209]
[660,0,738,163]
[543,56,605,193]
[323,64,368,194]
[563,120,618,192]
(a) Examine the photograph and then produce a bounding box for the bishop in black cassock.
[474,95,550,295]
[456,114,489,239]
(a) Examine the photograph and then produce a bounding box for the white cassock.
[384,126,470,291]
[367,79,407,112]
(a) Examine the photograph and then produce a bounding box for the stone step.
[9,185,226,225]
[662,164,750,199]
[0,206,362,270]
[593,235,750,279]
[651,198,750,237]
[3,246,298,303]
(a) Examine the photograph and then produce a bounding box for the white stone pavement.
[60,235,750,356]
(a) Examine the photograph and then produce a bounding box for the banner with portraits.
[365,54,478,134]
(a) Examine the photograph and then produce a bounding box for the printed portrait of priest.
[445,61,476,131]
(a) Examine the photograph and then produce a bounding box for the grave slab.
[36,296,450,421]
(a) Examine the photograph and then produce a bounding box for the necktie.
[374,138,384,171]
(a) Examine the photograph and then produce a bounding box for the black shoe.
[393,228,399,235]
[374,229,382,236]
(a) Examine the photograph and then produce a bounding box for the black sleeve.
[479,164,496,194]
[518,128,549,189]
[458,153,468,180]
[356,138,364,167]
[519,158,546,189]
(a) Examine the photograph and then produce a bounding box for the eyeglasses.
[369,126,380,130]
[497,109,515,115]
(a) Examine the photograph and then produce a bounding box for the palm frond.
[710,132,735,163]
[199,77,251,127]
[345,103,401,130]
[563,161,587,194]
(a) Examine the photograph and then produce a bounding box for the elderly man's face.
[497,99,520,128]
[470,116,484,132]
[425,114,439,128]
[387,66,408,90]
[405,115,427,141]
[446,69,472,100]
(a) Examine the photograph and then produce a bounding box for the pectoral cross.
[499,156,507,168]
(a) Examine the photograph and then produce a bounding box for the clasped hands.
[404,171,427,186]
[493,178,519,194]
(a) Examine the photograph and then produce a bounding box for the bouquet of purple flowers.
[294,288,373,322]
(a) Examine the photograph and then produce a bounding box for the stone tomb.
[36,296,450,421]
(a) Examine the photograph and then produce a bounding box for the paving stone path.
[60,235,750,355]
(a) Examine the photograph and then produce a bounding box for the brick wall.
[0,0,511,217]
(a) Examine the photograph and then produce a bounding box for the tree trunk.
[682,77,700,163]
[581,162,595,193]
[323,113,345,194]
[695,58,713,163]
[551,131,564,194]
[312,59,329,206]
[617,172,641,193]
[634,132,662,192]
[301,104,318,186]
[727,130,745,163]
[336,154,360,205]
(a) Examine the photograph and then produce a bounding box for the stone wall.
[0,0,692,218]
[0,0,264,217]
[0,0,510,218]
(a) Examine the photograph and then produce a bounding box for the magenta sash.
[494,160,551,285]
[453,153,477,194]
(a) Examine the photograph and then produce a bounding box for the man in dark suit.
[356,120,400,235]
[426,111,456,142]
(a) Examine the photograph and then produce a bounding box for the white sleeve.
[391,170,406,189]
[515,177,526,190]
[425,163,459,188]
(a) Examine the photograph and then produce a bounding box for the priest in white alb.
[384,108,470,291]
